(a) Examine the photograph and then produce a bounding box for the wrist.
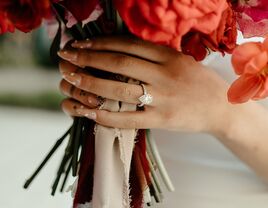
[206,99,245,140]
[208,101,255,141]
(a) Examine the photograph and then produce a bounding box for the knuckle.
[83,75,95,90]
[96,110,109,124]
[162,72,180,89]
[113,54,133,69]
[76,50,89,66]
[115,86,132,100]
[126,118,141,128]
[159,110,175,125]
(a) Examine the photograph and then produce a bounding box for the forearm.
[214,101,268,182]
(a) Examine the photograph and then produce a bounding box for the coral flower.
[228,37,268,103]
[114,0,228,50]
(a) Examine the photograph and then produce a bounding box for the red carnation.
[114,0,228,50]
[0,0,51,33]
[181,3,237,61]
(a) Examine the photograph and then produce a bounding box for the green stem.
[23,127,71,189]
[60,157,73,192]
[72,118,84,176]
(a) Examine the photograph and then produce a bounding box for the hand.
[58,36,230,134]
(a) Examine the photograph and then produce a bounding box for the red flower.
[228,38,268,103]
[0,11,15,34]
[233,0,268,37]
[114,0,228,50]
[55,0,100,23]
[0,0,51,33]
[181,3,237,61]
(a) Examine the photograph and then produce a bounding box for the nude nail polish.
[62,72,81,86]
[71,39,92,48]
[57,50,78,62]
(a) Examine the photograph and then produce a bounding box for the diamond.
[138,94,153,106]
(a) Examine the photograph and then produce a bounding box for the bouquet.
[1,0,268,208]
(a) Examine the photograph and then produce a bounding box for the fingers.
[61,70,157,106]
[59,79,100,107]
[71,36,173,63]
[61,98,85,117]
[59,60,157,106]
[61,98,158,129]
[59,60,79,74]
[58,49,162,84]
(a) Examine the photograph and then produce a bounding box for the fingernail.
[77,109,97,120]
[71,39,92,49]
[57,50,78,62]
[62,72,81,86]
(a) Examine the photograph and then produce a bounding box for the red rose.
[114,0,228,50]
[181,4,237,61]
[0,0,51,33]
[0,11,15,34]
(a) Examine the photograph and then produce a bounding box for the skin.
[58,36,268,182]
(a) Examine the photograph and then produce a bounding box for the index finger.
[71,36,175,63]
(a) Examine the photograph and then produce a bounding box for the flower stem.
[71,118,84,176]
[23,127,71,189]
[60,157,73,192]
[146,129,175,192]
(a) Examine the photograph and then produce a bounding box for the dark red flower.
[0,11,15,34]
[56,0,100,23]
[0,0,51,33]
[181,3,237,61]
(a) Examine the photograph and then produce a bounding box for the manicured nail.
[77,109,97,120]
[62,72,81,86]
[57,50,78,62]
[71,39,92,49]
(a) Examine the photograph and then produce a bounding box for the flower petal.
[244,51,268,74]
[231,42,262,75]
[227,74,263,104]
[61,0,99,22]
[262,37,268,51]
[253,77,268,100]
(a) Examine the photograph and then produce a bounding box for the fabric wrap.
[92,79,138,208]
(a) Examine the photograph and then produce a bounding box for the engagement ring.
[138,84,153,107]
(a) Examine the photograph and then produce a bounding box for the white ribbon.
[92,79,138,208]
